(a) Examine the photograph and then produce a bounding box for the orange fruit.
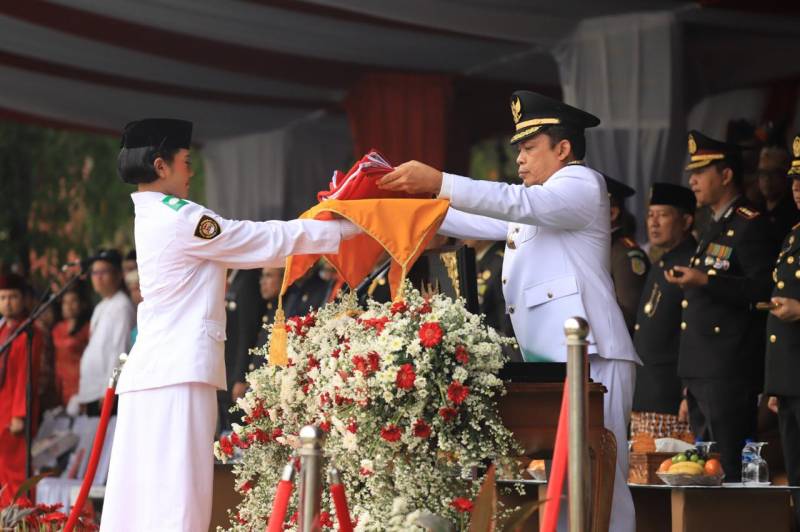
[704,459,723,476]
[658,458,673,473]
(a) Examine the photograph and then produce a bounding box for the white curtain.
[553,11,685,237]
[202,113,352,221]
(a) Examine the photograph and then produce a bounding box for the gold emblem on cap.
[793,135,800,158]
[511,96,522,125]
[688,134,697,155]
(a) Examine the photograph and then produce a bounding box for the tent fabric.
[203,113,352,221]
[0,2,799,221]
[554,12,687,232]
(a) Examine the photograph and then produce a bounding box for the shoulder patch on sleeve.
[630,256,647,275]
[162,195,188,211]
[194,215,221,240]
[736,206,760,220]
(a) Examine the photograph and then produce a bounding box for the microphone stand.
[354,259,391,306]
[0,264,88,482]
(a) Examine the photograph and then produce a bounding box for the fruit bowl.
[656,472,724,487]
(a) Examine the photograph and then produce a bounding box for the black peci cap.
[91,249,123,270]
[649,182,696,214]
[509,91,600,145]
[121,118,192,150]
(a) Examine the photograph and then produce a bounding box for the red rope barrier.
[541,379,570,532]
[329,468,353,532]
[63,386,116,532]
[266,460,296,532]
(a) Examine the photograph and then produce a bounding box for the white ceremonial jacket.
[117,192,346,394]
[438,164,640,364]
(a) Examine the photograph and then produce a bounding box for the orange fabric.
[282,198,450,301]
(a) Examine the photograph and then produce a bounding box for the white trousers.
[589,356,636,532]
[100,382,217,532]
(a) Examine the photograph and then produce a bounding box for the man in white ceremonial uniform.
[379,91,640,532]
[101,119,360,531]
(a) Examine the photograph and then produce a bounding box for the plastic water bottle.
[741,439,758,484]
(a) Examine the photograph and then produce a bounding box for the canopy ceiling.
[0,1,797,143]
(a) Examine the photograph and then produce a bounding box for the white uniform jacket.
[438,164,639,364]
[117,192,346,394]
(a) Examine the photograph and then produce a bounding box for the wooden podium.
[498,381,616,532]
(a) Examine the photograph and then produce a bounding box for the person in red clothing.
[0,273,43,506]
[52,284,91,407]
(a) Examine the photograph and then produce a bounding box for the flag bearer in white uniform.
[379,91,640,532]
[101,119,360,531]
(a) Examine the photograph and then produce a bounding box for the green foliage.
[468,136,517,184]
[0,120,205,278]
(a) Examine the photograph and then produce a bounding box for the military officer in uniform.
[665,130,776,481]
[379,91,640,532]
[764,132,800,527]
[605,175,650,334]
[757,143,799,243]
[466,239,514,336]
[631,183,697,439]
[231,266,284,402]
[101,119,360,531]
[220,268,263,429]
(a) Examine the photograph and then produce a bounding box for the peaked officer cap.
[509,91,600,145]
[603,174,635,201]
[790,132,800,178]
[685,130,741,171]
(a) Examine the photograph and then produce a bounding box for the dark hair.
[712,157,743,188]
[117,146,181,184]
[542,125,586,160]
[62,282,92,335]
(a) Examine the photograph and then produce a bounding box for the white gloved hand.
[338,220,362,240]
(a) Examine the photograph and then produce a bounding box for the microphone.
[61,257,94,272]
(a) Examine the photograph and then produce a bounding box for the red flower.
[352,355,369,375]
[231,432,250,449]
[455,345,469,364]
[362,316,389,332]
[249,401,267,420]
[418,300,432,314]
[359,466,374,477]
[390,300,408,314]
[380,423,402,442]
[238,480,254,493]
[218,435,234,456]
[320,511,333,527]
[235,512,248,525]
[412,419,431,439]
[438,407,458,422]
[419,322,443,348]
[447,381,470,405]
[41,511,68,523]
[247,429,269,444]
[307,355,320,369]
[271,428,283,439]
[395,363,416,389]
[319,420,331,433]
[368,351,381,372]
[347,420,358,433]
[450,497,474,513]
[331,348,341,359]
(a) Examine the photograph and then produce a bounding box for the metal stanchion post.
[297,425,324,532]
[565,317,590,532]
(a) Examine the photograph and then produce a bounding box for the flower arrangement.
[215,285,521,531]
[0,483,97,532]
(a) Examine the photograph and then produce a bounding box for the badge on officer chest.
[194,215,221,240]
